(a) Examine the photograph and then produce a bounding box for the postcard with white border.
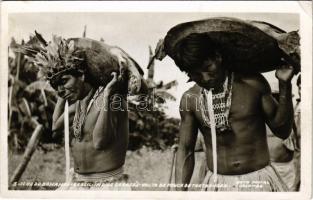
[0,1,312,200]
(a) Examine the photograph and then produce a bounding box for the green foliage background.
[8,36,180,153]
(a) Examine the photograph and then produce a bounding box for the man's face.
[51,74,85,102]
[186,57,226,89]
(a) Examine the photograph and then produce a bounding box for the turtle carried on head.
[17,31,146,95]
[155,17,300,74]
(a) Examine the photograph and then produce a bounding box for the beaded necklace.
[72,86,104,141]
[200,72,234,132]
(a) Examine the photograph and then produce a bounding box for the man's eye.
[60,78,67,84]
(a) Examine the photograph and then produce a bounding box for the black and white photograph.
[0,1,312,199]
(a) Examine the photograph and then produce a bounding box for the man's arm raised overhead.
[244,71,294,140]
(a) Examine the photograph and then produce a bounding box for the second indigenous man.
[174,33,294,191]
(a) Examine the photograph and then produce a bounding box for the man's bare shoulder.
[236,72,271,95]
[181,84,202,102]
[180,84,201,112]
[183,84,202,96]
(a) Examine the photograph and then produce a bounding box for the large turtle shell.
[164,17,299,73]
[68,38,144,88]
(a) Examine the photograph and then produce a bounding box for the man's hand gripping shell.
[109,47,142,95]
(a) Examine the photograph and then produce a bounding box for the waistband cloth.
[72,166,124,183]
[57,167,131,190]
[201,165,288,191]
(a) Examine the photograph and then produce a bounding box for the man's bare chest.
[193,82,263,128]
[73,103,101,141]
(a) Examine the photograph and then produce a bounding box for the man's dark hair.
[174,33,222,72]
[49,61,99,89]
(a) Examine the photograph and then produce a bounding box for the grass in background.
[8,145,205,191]
[125,147,173,191]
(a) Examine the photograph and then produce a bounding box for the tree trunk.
[10,124,43,186]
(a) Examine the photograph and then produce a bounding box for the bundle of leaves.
[8,37,59,153]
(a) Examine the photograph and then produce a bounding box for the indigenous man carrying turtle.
[22,33,145,190]
[156,18,299,191]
